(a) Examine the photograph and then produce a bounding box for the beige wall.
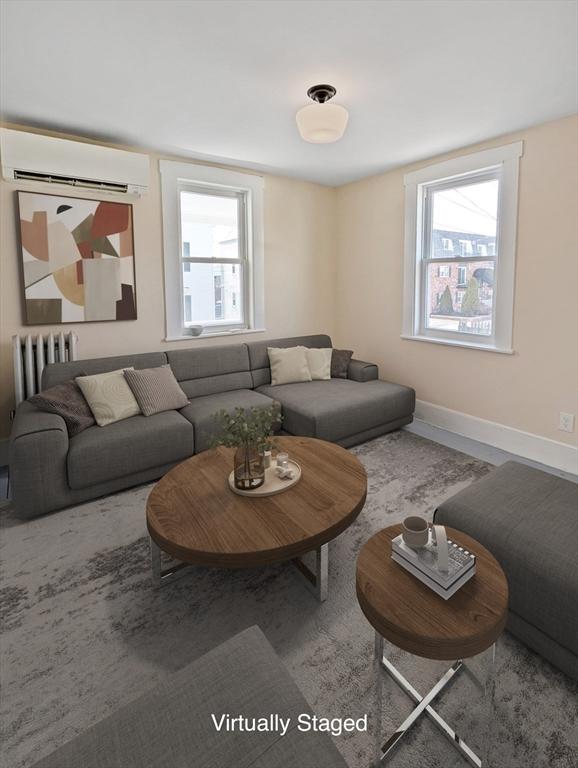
[0,127,337,438]
[335,115,578,447]
[1,116,576,450]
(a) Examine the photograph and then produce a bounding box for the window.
[183,242,191,272]
[184,294,192,323]
[160,160,264,339]
[402,142,522,352]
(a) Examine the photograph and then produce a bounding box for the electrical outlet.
[559,412,575,433]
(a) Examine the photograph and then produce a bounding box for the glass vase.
[234,444,265,491]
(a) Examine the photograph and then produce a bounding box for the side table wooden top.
[356,524,508,660]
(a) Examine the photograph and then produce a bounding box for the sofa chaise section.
[31,625,347,768]
[248,335,415,446]
[257,379,414,446]
[435,461,578,681]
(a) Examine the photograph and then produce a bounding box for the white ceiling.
[1,0,577,186]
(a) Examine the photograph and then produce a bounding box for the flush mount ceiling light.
[296,84,349,144]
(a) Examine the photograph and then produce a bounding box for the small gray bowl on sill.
[183,326,204,337]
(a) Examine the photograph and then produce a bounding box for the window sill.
[401,334,514,355]
[165,328,266,342]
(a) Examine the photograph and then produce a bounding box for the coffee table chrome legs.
[150,538,190,586]
[375,632,495,767]
[150,538,329,602]
[291,543,329,602]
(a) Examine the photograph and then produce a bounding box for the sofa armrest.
[347,359,379,382]
[10,400,67,440]
[9,401,70,518]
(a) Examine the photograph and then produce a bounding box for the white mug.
[401,516,429,548]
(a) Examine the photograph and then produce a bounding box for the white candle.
[276,452,289,469]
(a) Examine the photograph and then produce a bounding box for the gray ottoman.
[31,626,347,768]
[434,461,578,681]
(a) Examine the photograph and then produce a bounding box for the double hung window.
[402,143,522,352]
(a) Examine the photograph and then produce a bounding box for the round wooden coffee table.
[147,436,367,601]
[356,524,508,766]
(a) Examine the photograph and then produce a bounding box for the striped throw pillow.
[123,365,188,417]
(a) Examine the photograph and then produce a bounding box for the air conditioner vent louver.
[1,129,149,196]
[14,170,128,193]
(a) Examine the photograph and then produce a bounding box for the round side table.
[356,524,508,767]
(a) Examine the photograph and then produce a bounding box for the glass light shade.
[296,102,349,143]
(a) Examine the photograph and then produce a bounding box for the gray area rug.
[1,431,577,768]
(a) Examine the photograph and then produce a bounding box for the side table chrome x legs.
[375,632,495,767]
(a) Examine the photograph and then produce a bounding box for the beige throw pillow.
[267,346,312,386]
[76,368,141,427]
[306,348,332,381]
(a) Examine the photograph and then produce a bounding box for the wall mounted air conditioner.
[0,128,149,196]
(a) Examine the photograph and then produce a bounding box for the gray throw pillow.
[331,349,353,379]
[124,365,188,416]
[29,377,94,436]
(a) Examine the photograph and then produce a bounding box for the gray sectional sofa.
[10,333,415,518]
[31,625,348,768]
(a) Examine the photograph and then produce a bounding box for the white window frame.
[402,142,522,354]
[160,160,265,340]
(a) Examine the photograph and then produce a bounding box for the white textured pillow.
[267,346,312,386]
[306,348,332,381]
[76,368,141,427]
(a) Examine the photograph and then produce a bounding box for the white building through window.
[402,142,522,353]
[160,160,264,339]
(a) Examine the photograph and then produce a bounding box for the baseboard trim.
[0,438,8,468]
[407,400,578,476]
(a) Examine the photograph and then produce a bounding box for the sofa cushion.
[67,410,193,489]
[167,344,252,399]
[42,352,168,390]
[30,626,347,768]
[180,389,278,452]
[247,334,332,388]
[124,365,188,416]
[435,462,578,660]
[257,379,415,442]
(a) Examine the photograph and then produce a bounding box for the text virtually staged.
[0,2,577,768]
[210,714,369,737]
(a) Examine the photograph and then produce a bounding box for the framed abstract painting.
[17,191,137,324]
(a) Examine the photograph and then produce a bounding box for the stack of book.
[391,532,476,599]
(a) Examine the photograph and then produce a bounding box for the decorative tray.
[228,460,302,497]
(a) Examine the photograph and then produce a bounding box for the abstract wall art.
[17,192,137,324]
